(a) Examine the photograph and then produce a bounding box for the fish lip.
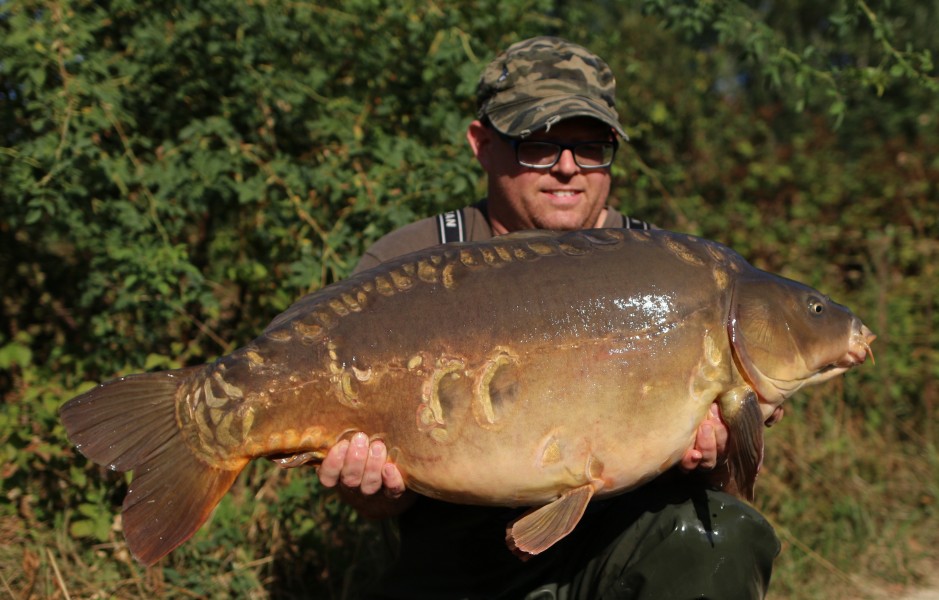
[838,349,867,367]
[827,323,876,369]
[847,323,876,366]
[848,347,869,364]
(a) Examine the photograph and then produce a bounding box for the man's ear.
[466,119,494,171]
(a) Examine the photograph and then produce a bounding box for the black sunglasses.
[502,136,618,169]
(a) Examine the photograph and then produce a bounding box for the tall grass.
[759,388,939,599]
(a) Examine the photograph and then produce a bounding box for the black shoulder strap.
[436,208,646,243]
[621,213,652,230]
[436,209,466,244]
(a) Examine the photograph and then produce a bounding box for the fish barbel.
[60,228,875,565]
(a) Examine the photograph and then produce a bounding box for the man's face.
[470,117,615,233]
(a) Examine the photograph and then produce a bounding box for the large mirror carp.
[60,228,875,565]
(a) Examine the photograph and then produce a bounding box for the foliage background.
[1,0,937,598]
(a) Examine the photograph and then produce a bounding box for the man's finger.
[340,432,370,487]
[318,439,349,488]
[697,421,719,470]
[359,440,387,495]
[710,404,728,454]
[679,447,704,472]
[382,463,406,499]
[766,406,784,427]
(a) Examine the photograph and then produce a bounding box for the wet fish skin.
[59,228,874,565]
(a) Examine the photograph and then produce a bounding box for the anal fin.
[506,483,595,558]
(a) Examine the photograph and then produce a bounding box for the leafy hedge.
[2,0,937,597]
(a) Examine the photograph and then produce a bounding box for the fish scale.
[59,228,875,565]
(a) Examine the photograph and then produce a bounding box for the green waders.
[368,473,780,600]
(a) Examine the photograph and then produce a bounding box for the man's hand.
[317,432,412,518]
[319,432,407,497]
[680,403,728,472]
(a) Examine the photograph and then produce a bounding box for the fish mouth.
[822,323,876,372]
[846,323,876,366]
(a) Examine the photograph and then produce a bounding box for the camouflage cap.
[476,36,627,139]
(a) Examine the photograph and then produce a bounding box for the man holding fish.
[318,36,781,599]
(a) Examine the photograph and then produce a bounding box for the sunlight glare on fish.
[613,292,675,326]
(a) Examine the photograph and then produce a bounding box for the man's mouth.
[546,190,581,200]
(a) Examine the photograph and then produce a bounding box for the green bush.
[2,0,937,598]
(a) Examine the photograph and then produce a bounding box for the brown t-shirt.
[353,200,655,598]
[353,200,642,274]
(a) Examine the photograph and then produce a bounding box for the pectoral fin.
[718,387,764,501]
[506,483,595,557]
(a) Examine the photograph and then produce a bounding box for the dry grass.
[755,382,939,600]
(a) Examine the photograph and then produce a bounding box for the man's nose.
[551,148,579,175]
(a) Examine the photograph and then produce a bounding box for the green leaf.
[0,343,33,369]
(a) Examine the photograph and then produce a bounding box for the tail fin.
[60,368,247,565]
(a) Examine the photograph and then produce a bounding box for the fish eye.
[808,297,826,315]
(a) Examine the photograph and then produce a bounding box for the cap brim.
[486,95,628,140]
